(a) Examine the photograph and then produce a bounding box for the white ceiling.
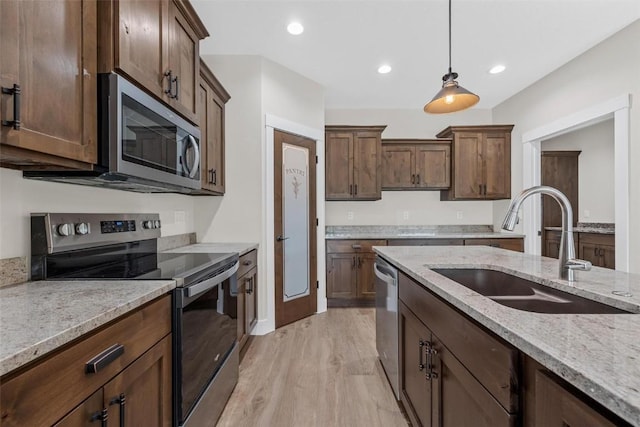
[191,1,640,110]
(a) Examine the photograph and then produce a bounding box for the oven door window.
[180,283,236,420]
[121,94,200,178]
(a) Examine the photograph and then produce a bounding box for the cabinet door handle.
[354,184,358,195]
[594,247,598,257]
[352,256,356,269]
[418,340,426,371]
[90,408,108,426]
[174,75,179,100]
[599,248,605,257]
[484,184,487,195]
[411,174,415,184]
[212,169,217,185]
[357,256,362,268]
[86,344,124,374]
[479,184,482,195]
[164,70,174,97]
[2,84,21,130]
[416,174,420,184]
[349,184,353,195]
[109,393,126,427]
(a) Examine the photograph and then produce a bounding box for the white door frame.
[254,114,325,335]
[521,94,630,271]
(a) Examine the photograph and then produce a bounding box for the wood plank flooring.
[217,308,408,427]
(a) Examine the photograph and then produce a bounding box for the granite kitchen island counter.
[374,245,640,425]
[326,225,524,240]
[0,279,176,377]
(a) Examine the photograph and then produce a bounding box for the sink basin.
[432,269,631,314]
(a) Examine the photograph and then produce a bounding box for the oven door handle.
[185,261,239,298]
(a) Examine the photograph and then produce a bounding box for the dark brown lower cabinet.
[399,301,515,427]
[237,250,258,356]
[54,390,104,426]
[578,233,615,269]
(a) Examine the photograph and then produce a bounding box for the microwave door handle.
[182,134,200,179]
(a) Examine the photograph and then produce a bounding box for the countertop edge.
[326,233,525,240]
[0,282,176,377]
[163,242,259,256]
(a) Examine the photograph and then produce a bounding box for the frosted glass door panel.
[282,143,310,302]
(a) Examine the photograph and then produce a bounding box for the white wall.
[541,119,615,223]
[0,168,195,259]
[324,107,496,225]
[492,20,640,272]
[196,55,325,332]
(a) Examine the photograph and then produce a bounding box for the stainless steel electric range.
[31,213,240,427]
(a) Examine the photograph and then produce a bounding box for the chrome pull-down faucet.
[501,185,591,281]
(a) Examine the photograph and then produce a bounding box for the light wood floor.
[217,308,409,427]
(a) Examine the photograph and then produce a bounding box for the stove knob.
[75,222,90,235]
[143,220,154,229]
[154,220,161,229]
[56,223,74,237]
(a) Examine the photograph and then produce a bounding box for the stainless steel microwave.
[24,73,201,193]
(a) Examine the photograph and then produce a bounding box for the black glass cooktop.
[46,251,237,281]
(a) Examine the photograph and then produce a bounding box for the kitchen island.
[374,245,640,426]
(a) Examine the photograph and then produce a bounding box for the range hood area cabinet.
[437,125,514,201]
[97,0,209,125]
[0,0,98,170]
[196,59,230,195]
[381,139,452,190]
[325,125,386,201]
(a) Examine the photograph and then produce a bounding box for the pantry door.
[274,130,317,328]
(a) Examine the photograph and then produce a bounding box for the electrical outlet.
[403,211,410,220]
[174,210,186,224]
[584,209,590,219]
[347,211,354,221]
[456,211,463,220]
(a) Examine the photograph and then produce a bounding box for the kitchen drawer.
[238,249,257,278]
[326,239,386,253]
[0,295,171,427]
[399,273,519,413]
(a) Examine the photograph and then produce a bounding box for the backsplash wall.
[0,168,196,260]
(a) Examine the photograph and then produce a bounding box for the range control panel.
[31,213,162,255]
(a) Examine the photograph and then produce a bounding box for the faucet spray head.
[501,209,519,231]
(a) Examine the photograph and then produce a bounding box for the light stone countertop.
[163,242,258,256]
[0,279,176,377]
[374,245,640,425]
[325,225,524,240]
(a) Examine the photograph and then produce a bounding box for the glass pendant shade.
[423,75,480,114]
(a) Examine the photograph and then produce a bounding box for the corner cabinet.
[325,126,386,200]
[197,60,230,195]
[98,0,209,124]
[0,0,97,169]
[237,250,258,357]
[381,139,451,190]
[0,295,172,427]
[437,125,514,201]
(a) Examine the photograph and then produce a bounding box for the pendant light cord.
[448,0,452,75]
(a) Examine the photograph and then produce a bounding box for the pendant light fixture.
[424,0,479,114]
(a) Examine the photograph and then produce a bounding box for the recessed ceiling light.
[287,22,304,35]
[378,64,392,74]
[489,64,506,74]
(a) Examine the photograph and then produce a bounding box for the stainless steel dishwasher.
[374,255,400,400]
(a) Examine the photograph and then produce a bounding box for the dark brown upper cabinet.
[98,0,208,125]
[0,0,98,170]
[382,139,451,190]
[325,125,386,201]
[197,59,230,195]
[437,125,514,201]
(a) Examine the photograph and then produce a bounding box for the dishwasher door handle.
[374,263,396,286]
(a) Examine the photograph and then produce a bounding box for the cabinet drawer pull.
[351,244,362,250]
[86,344,124,374]
[90,408,108,426]
[2,84,21,130]
[109,393,126,427]
[243,259,253,266]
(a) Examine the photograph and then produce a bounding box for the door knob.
[276,235,289,242]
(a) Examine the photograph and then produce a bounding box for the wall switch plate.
[584,209,590,218]
[347,211,354,220]
[174,210,186,224]
[456,211,463,220]
[403,211,409,220]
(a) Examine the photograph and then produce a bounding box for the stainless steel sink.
[432,269,631,314]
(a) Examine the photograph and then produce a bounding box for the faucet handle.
[566,259,592,271]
